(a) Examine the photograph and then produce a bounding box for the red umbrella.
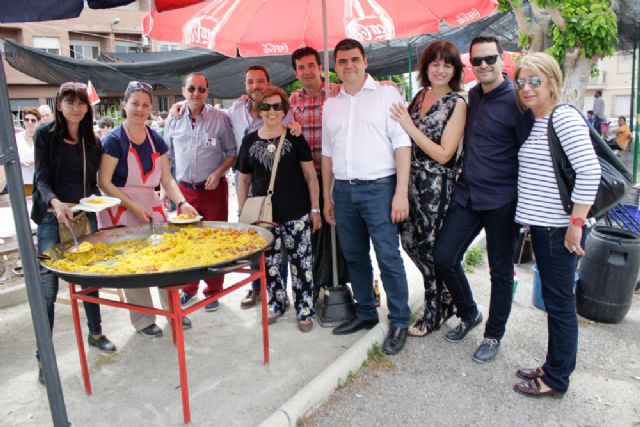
[462,51,520,84]
[144,0,498,57]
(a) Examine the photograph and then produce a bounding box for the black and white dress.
[400,90,463,333]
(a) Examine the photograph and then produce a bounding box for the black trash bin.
[577,226,640,323]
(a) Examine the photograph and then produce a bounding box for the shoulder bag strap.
[266,131,286,195]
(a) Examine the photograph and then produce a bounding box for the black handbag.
[547,104,632,219]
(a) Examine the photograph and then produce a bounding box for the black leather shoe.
[444,311,483,343]
[382,327,408,355]
[88,335,117,353]
[472,338,500,362]
[138,323,163,338]
[332,316,379,335]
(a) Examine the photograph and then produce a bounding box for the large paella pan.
[40,221,273,288]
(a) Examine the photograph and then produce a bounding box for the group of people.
[28,35,601,399]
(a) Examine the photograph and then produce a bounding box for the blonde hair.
[514,52,563,111]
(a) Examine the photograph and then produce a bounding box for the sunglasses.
[60,81,87,90]
[187,85,207,94]
[23,117,38,123]
[515,76,544,90]
[470,55,499,66]
[258,102,284,112]
[127,81,153,93]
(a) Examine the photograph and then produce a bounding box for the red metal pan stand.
[67,253,269,425]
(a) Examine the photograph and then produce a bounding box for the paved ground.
[302,256,640,427]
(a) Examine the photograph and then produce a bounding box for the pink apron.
[98,125,167,228]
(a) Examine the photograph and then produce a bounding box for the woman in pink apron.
[98,81,198,337]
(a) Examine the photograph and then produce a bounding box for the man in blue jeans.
[434,36,534,362]
[322,38,411,355]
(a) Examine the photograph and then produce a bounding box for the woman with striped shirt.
[512,53,600,398]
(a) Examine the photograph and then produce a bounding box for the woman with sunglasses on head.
[389,41,466,337]
[16,106,41,196]
[236,85,321,332]
[31,82,116,385]
[513,52,600,398]
[98,81,199,337]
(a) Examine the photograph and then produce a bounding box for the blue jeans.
[37,212,102,336]
[434,200,518,340]
[333,178,410,328]
[530,226,582,393]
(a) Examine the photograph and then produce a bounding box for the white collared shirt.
[321,75,410,180]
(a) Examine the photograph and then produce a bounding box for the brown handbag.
[239,131,286,226]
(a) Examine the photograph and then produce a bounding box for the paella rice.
[45,227,267,275]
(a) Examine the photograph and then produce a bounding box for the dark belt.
[179,180,206,190]
[336,175,395,185]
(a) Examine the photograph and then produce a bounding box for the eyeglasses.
[126,81,153,94]
[258,102,284,112]
[515,76,544,90]
[470,55,499,66]
[187,85,207,94]
[23,117,38,123]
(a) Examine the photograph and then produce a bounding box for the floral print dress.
[400,90,463,333]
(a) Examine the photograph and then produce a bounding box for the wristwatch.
[310,208,321,214]
[570,216,585,227]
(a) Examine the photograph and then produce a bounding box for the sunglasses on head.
[127,81,153,93]
[515,76,544,90]
[23,117,38,123]
[60,82,87,90]
[258,102,284,112]
[187,85,207,94]
[470,55,499,66]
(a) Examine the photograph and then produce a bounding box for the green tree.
[498,0,617,108]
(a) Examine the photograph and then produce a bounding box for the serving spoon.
[66,219,92,254]
[149,218,163,245]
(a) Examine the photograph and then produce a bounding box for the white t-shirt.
[15,131,34,184]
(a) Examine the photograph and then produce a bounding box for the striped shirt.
[516,104,601,227]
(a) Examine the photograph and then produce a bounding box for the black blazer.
[30,122,102,224]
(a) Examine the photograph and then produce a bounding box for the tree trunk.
[561,48,595,109]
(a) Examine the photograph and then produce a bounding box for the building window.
[115,43,140,53]
[33,36,60,55]
[614,95,631,118]
[70,41,100,60]
[617,53,633,74]
[157,96,169,112]
[159,43,180,52]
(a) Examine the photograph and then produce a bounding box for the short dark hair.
[254,86,290,115]
[183,72,209,88]
[245,64,270,83]
[619,116,627,122]
[291,47,321,70]
[469,35,503,55]
[333,38,365,61]
[587,110,594,115]
[595,90,602,97]
[98,117,114,129]
[158,111,168,119]
[417,41,464,92]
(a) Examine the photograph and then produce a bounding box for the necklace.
[265,136,278,153]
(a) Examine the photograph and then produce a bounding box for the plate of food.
[73,195,121,212]
[169,213,203,224]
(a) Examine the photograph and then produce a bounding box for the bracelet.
[310,208,320,213]
[178,200,188,208]
[569,216,585,227]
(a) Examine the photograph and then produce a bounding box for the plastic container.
[531,265,578,311]
[577,226,640,323]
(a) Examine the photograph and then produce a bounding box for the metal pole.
[634,38,640,184]
[407,43,412,102]
[630,44,636,132]
[0,61,70,426]
[321,0,339,288]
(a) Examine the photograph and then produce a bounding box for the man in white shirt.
[322,38,411,355]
